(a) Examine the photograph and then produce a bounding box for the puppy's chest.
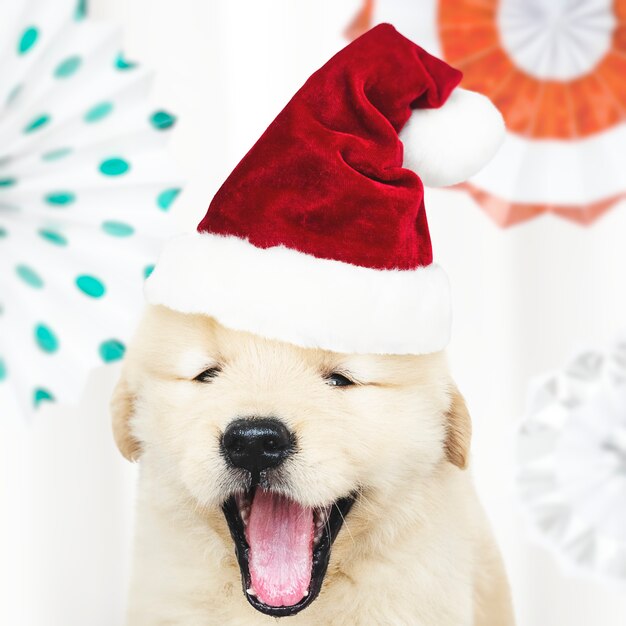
[201,568,473,626]
[130,549,474,626]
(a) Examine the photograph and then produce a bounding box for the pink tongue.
[246,489,314,607]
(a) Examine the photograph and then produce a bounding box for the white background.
[2,1,626,624]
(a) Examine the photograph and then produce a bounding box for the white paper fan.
[517,340,626,583]
[0,0,181,416]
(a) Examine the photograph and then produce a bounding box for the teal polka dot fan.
[0,0,181,416]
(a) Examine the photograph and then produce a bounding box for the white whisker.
[334,502,355,545]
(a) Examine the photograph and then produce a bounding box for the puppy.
[112,304,515,625]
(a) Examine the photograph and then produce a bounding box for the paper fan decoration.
[350,0,626,226]
[517,340,626,582]
[0,0,181,416]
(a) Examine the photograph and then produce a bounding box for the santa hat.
[145,24,504,355]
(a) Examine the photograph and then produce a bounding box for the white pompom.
[400,88,505,187]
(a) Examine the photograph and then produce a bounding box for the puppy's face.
[113,305,470,617]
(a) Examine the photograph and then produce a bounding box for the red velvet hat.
[146,24,504,354]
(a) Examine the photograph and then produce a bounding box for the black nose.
[221,417,294,474]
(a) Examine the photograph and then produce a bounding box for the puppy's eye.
[325,372,355,387]
[194,367,221,383]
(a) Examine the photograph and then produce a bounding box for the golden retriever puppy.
[112,305,515,625]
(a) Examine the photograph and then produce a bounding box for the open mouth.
[222,487,355,617]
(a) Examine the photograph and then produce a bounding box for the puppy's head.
[112,305,471,617]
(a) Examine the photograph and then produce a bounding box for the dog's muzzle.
[219,416,356,617]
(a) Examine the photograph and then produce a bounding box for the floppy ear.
[444,386,472,470]
[111,374,142,462]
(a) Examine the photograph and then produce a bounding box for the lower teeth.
[313,525,325,545]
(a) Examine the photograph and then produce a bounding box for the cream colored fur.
[112,305,515,625]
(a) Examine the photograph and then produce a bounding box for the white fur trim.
[145,234,451,355]
[400,88,505,187]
